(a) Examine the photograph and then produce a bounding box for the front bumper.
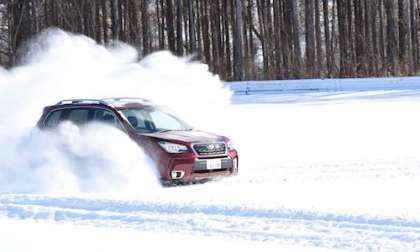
[160,149,239,183]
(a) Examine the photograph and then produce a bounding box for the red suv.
[37,98,238,185]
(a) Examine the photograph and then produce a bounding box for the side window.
[45,110,62,128]
[123,109,147,130]
[92,108,118,126]
[66,108,90,125]
[44,108,121,128]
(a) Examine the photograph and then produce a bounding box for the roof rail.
[102,97,152,103]
[56,99,109,106]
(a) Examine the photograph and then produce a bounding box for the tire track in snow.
[1,195,419,251]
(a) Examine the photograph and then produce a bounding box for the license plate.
[206,159,222,170]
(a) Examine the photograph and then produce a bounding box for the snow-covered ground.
[2,89,420,252]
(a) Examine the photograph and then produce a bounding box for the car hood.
[141,130,226,143]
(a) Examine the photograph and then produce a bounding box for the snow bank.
[227,77,420,94]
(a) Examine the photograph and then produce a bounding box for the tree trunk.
[290,0,302,78]
[157,0,165,49]
[233,0,244,80]
[346,0,354,74]
[410,0,418,73]
[111,0,120,40]
[305,0,316,77]
[210,0,222,74]
[273,0,283,79]
[222,0,232,79]
[256,0,268,78]
[384,0,398,75]
[379,0,386,73]
[175,0,183,55]
[201,0,211,64]
[323,0,332,76]
[101,0,108,44]
[281,1,291,79]
[354,0,365,76]
[364,0,373,75]
[166,0,176,52]
[187,0,196,52]
[141,0,151,55]
[264,1,274,79]
[337,0,349,77]
[398,0,408,73]
[315,0,323,76]
[195,0,202,57]
[371,0,379,75]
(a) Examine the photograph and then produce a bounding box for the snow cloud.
[0,29,231,193]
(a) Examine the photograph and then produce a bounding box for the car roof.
[53,97,155,110]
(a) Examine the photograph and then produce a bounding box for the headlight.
[158,141,189,153]
[227,140,235,150]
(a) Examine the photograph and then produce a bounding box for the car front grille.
[193,143,226,156]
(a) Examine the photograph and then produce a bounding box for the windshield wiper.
[157,129,192,133]
[157,129,172,133]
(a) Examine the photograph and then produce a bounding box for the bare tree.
[398,0,408,73]
[323,0,332,76]
[111,0,120,40]
[175,0,183,55]
[410,0,418,72]
[233,0,243,80]
[305,0,316,77]
[384,0,398,75]
[166,0,175,52]
[290,0,302,78]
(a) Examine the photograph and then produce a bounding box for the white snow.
[0,218,343,252]
[2,90,420,251]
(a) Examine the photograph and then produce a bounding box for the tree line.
[0,0,420,81]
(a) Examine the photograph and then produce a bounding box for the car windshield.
[120,107,192,133]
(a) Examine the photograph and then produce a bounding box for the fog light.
[171,170,185,179]
[233,158,238,174]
